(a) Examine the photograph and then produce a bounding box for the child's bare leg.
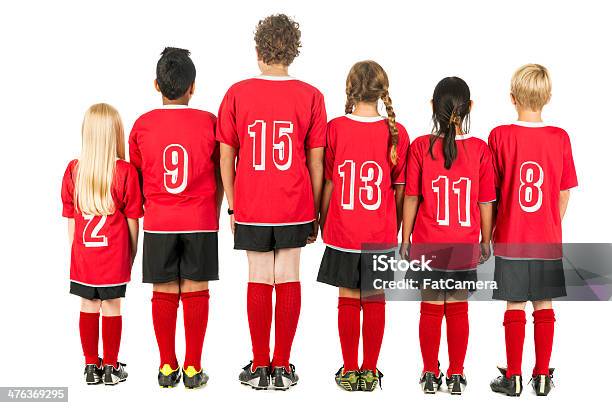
[101,298,121,316]
[445,289,469,376]
[504,300,527,377]
[80,298,101,366]
[531,298,555,377]
[338,287,360,372]
[153,280,180,293]
[273,247,300,283]
[179,279,210,372]
[81,298,101,313]
[152,280,180,370]
[420,289,444,374]
[247,251,275,368]
[101,299,122,368]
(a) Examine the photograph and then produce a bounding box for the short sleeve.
[391,125,410,184]
[487,130,502,188]
[478,144,497,202]
[61,161,76,218]
[405,139,423,196]
[122,164,144,219]
[560,132,578,190]
[216,89,239,148]
[128,122,143,171]
[305,91,327,149]
[324,122,335,181]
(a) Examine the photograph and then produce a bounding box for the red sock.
[247,282,273,368]
[338,297,361,371]
[272,282,301,370]
[445,301,469,376]
[533,309,555,376]
[361,295,385,371]
[504,309,526,377]
[181,290,210,372]
[102,315,122,368]
[419,302,444,374]
[79,312,100,365]
[152,291,179,369]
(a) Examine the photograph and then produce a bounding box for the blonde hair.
[345,60,399,165]
[74,103,125,215]
[511,63,552,111]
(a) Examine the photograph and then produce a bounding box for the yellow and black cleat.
[158,364,181,388]
[182,366,209,389]
[335,367,360,392]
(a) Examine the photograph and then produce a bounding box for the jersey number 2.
[249,120,293,171]
[83,215,108,248]
[163,144,188,194]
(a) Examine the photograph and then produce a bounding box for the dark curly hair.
[254,14,301,66]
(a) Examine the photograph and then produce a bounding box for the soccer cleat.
[270,364,299,390]
[103,362,128,385]
[84,361,103,385]
[530,368,554,396]
[239,362,270,390]
[420,371,444,394]
[446,374,467,395]
[158,364,181,388]
[182,366,209,389]
[490,367,523,396]
[359,369,383,391]
[335,367,360,392]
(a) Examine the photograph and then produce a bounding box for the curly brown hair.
[254,14,301,66]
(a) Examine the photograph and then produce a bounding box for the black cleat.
[531,368,554,396]
[84,361,103,385]
[359,369,383,391]
[182,366,209,389]
[420,371,444,394]
[490,367,523,396]
[103,362,128,385]
[271,364,299,390]
[446,374,467,395]
[335,367,360,392]
[158,364,181,388]
[239,362,270,390]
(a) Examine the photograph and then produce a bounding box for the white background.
[1,0,611,406]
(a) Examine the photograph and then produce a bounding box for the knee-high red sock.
[272,282,301,370]
[338,297,361,372]
[533,309,555,376]
[102,315,122,368]
[361,295,385,371]
[247,282,273,368]
[152,291,179,369]
[181,290,210,372]
[79,312,100,365]
[419,302,444,374]
[445,301,469,376]
[504,309,526,377]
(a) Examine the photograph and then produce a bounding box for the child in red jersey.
[489,64,577,397]
[217,14,326,390]
[318,61,409,392]
[401,77,496,395]
[129,48,223,389]
[62,103,143,385]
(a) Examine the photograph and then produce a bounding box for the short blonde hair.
[511,64,552,111]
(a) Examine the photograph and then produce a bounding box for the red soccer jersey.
[61,159,144,286]
[488,122,578,259]
[322,115,409,251]
[129,106,219,232]
[216,76,327,225]
[406,134,496,270]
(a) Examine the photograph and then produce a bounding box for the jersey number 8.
[519,161,544,213]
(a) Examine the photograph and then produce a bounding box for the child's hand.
[399,242,410,260]
[230,214,235,235]
[307,220,319,244]
[479,241,491,264]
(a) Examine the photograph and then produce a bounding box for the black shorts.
[143,232,219,284]
[492,257,567,301]
[70,282,126,300]
[317,246,394,290]
[234,222,313,252]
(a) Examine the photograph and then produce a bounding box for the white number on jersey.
[248,120,294,171]
[432,176,472,227]
[519,161,544,212]
[163,144,188,194]
[83,214,108,247]
[338,160,383,211]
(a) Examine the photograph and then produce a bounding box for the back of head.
[156,47,196,100]
[75,103,125,215]
[345,60,399,165]
[254,14,301,66]
[430,77,471,169]
[511,63,551,112]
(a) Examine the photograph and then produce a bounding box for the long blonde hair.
[74,103,125,215]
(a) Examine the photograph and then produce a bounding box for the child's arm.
[559,190,571,220]
[319,179,333,232]
[219,143,237,233]
[127,218,139,264]
[306,147,325,243]
[401,195,419,258]
[67,218,75,247]
[479,203,494,263]
[394,185,406,233]
[215,166,224,219]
